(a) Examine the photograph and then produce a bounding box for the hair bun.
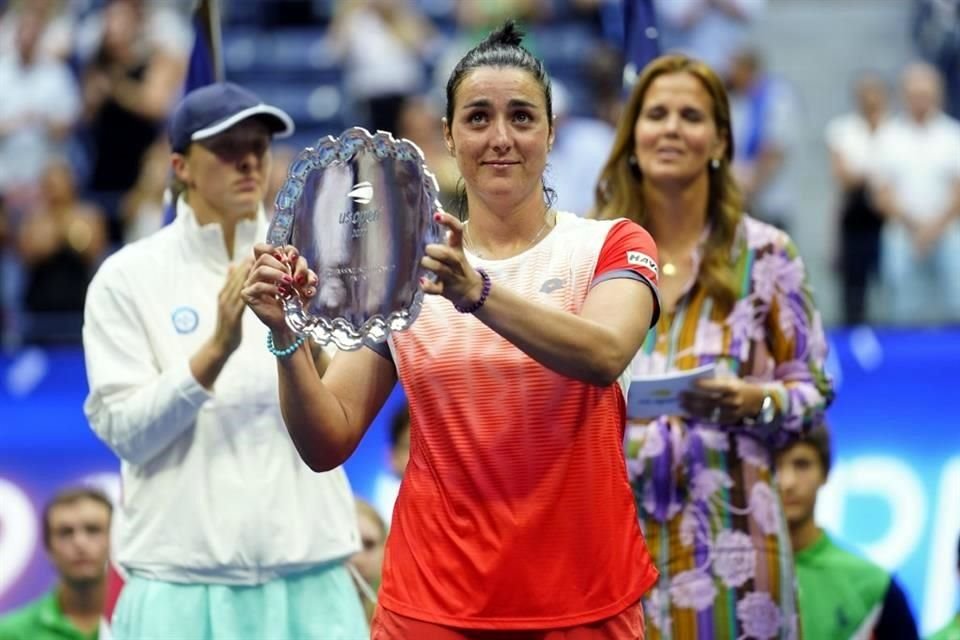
[481,19,525,49]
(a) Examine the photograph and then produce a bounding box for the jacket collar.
[175,197,266,271]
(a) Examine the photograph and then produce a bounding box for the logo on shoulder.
[171,307,199,334]
[626,251,658,275]
[347,181,374,205]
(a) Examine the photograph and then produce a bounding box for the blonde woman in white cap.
[82,82,368,640]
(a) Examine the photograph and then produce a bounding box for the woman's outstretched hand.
[242,243,318,334]
[420,212,484,309]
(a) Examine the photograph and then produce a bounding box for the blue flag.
[185,13,218,92]
[623,0,660,84]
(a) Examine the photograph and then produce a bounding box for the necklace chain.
[463,209,554,259]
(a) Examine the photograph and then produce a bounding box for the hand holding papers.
[627,363,718,420]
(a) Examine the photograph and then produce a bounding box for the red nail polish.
[296,274,305,284]
[282,275,293,284]
[433,213,442,222]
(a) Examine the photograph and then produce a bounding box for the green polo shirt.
[928,616,960,640]
[795,531,891,639]
[0,591,98,640]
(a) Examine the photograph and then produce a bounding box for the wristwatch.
[745,391,776,426]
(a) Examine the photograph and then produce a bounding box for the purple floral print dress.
[627,216,833,640]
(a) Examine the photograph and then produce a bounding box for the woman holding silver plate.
[245,22,661,639]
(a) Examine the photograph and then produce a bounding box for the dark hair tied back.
[484,19,525,48]
[444,20,553,125]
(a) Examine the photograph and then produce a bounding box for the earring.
[710,158,721,170]
[628,154,638,167]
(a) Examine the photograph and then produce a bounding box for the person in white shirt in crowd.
[330,0,435,135]
[77,0,193,243]
[872,62,960,324]
[0,0,74,61]
[824,72,890,326]
[0,7,79,211]
[82,82,368,640]
[653,0,766,77]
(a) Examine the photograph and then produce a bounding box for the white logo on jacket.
[171,307,199,334]
[626,251,658,275]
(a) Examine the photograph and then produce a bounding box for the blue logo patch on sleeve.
[171,307,199,334]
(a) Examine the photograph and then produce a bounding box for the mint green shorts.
[111,562,369,640]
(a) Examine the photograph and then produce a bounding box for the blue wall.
[0,328,957,634]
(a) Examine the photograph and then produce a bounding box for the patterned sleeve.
[591,219,661,325]
[752,233,834,440]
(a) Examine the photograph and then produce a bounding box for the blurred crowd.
[0,0,958,349]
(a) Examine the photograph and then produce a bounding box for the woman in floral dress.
[594,54,833,640]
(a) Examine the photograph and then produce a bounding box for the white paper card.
[626,363,718,419]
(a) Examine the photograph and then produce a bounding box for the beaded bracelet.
[266,331,306,358]
[454,267,491,314]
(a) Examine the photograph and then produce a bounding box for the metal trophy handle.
[267,127,444,350]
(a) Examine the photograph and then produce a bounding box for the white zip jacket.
[83,198,360,584]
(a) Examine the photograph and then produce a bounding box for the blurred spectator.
[0,487,112,640]
[654,0,766,76]
[872,62,960,324]
[348,499,387,624]
[396,95,459,211]
[118,139,169,244]
[825,72,890,326]
[927,531,960,638]
[727,46,799,231]
[548,79,615,217]
[0,0,74,61]
[17,160,107,345]
[0,7,80,212]
[549,43,622,216]
[583,41,628,128]
[372,402,409,522]
[776,426,920,640]
[262,143,296,220]
[78,0,191,244]
[913,0,960,119]
[330,0,435,134]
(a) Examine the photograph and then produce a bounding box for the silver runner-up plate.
[267,127,443,350]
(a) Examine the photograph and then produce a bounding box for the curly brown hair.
[593,54,744,314]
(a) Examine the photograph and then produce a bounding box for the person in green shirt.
[0,487,112,640]
[927,532,960,640]
[776,425,919,640]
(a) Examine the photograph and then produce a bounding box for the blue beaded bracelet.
[266,331,306,358]
[454,267,491,314]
